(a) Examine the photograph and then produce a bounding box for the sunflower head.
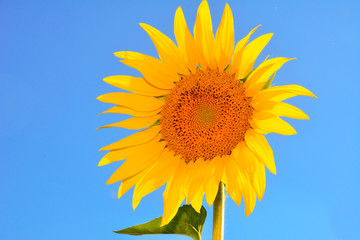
[161,68,254,162]
[98,0,316,226]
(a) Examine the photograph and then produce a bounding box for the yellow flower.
[98,0,316,226]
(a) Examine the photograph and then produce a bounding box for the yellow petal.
[98,105,160,117]
[245,129,276,175]
[213,156,227,183]
[243,178,257,217]
[233,143,266,201]
[97,115,160,130]
[203,156,227,207]
[252,110,277,120]
[174,7,199,72]
[121,59,176,89]
[139,23,189,74]
[244,58,294,96]
[114,51,155,61]
[267,102,309,120]
[203,157,222,206]
[115,51,177,89]
[103,75,169,96]
[253,84,317,103]
[204,176,219,207]
[190,160,213,212]
[215,3,234,71]
[194,0,216,68]
[118,170,147,198]
[251,117,297,135]
[224,156,242,206]
[186,160,208,205]
[252,162,266,201]
[99,145,143,167]
[238,33,273,79]
[106,137,165,184]
[191,191,204,213]
[251,100,277,112]
[229,25,260,75]
[224,164,255,215]
[133,150,180,209]
[161,161,187,226]
[97,92,164,112]
[100,125,161,151]
[232,142,258,173]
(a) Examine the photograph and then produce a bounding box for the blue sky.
[1,0,359,239]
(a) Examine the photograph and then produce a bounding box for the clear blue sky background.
[1,0,359,239]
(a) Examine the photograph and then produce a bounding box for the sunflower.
[98,0,315,226]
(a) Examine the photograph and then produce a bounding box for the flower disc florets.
[161,69,254,162]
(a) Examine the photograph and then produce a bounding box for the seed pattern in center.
[160,68,254,162]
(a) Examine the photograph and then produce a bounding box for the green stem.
[212,182,225,240]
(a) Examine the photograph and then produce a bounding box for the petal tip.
[105,179,113,185]
[98,158,108,166]
[132,197,140,210]
[138,22,146,28]
[269,166,277,175]
[160,217,169,227]
[102,76,111,83]
[175,5,182,12]
[99,146,107,151]
[245,208,252,217]
[113,52,123,59]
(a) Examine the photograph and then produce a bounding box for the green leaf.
[240,69,254,83]
[114,205,207,240]
[149,119,160,128]
[262,72,276,90]
[242,55,270,83]
[155,95,167,100]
